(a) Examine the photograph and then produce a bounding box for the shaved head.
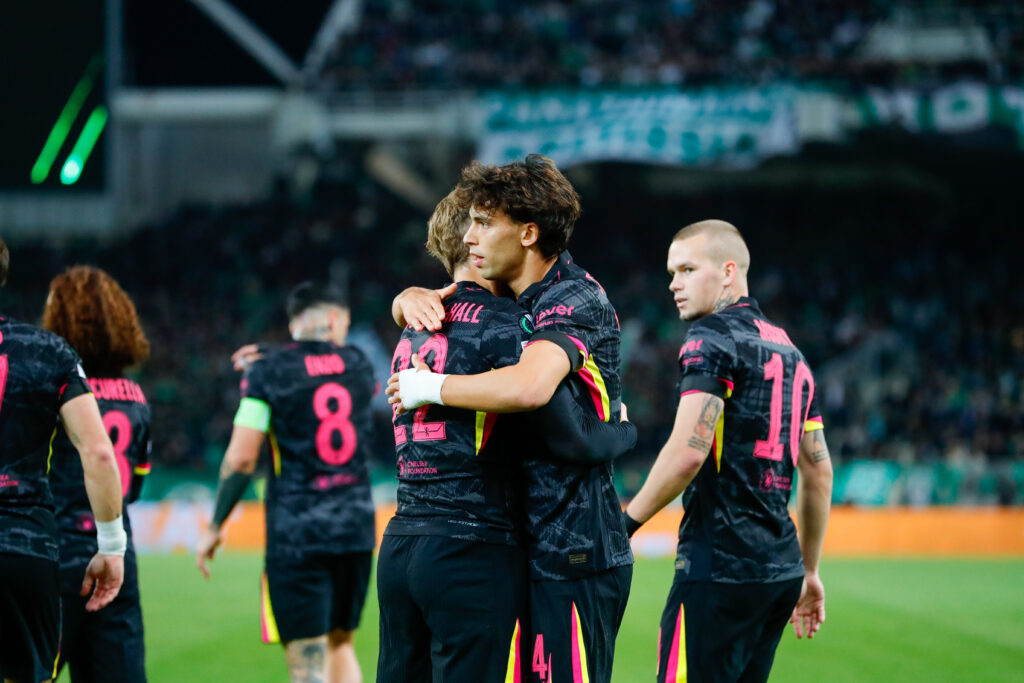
[672,220,750,277]
[667,219,751,320]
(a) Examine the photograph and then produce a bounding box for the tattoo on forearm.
[687,436,712,451]
[810,431,830,463]
[687,395,723,452]
[285,639,326,683]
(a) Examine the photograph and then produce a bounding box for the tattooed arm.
[790,428,833,639]
[625,392,724,526]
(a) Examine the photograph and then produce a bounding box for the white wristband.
[96,516,128,556]
[398,367,447,410]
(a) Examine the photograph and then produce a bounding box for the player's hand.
[81,552,124,611]
[620,402,629,422]
[196,526,224,580]
[394,284,456,331]
[231,344,263,372]
[790,572,826,639]
[386,355,438,414]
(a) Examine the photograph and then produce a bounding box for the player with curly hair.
[43,265,152,683]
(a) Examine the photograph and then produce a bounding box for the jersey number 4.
[753,352,814,466]
[391,335,448,445]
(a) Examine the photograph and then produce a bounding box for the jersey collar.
[724,296,761,314]
[516,250,573,309]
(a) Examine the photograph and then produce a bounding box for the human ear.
[723,261,737,286]
[520,222,540,248]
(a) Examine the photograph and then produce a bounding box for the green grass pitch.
[118,553,1023,682]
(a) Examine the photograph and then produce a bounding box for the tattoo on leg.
[285,637,327,683]
[687,395,724,452]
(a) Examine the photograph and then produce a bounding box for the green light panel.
[30,55,101,184]
[59,105,108,185]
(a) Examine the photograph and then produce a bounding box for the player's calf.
[326,628,361,683]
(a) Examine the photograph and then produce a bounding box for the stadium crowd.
[3,151,1021,504]
[320,0,1024,90]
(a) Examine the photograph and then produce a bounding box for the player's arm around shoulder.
[791,427,833,639]
[389,320,572,414]
[446,338,571,412]
[391,283,458,330]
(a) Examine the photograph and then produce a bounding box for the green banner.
[858,83,1024,145]
[479,88,799,167]
[478,84,1024,168]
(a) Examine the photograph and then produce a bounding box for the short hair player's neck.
[289,306,349,345]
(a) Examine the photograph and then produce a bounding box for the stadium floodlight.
[30,56,101,184]
[60,106,108,185]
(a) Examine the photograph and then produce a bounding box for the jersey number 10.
[752,352,814,466]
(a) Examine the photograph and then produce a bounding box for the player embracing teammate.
[378,190,637,682]
[390,155,635,683]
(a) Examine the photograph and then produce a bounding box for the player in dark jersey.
[389,155,633,683]
[197,281,375,683]
[42,266,152,683]
[378,191,637,682]
[623,220,834,682]
[0,240,126,683]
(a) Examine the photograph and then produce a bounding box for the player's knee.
[328,628,355,647]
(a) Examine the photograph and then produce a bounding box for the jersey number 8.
[102,410,133,499]
[313,382,357,466]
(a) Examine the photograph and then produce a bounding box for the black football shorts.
[0,552,61,683]
[528,564,632,683]
[56,548,146,683]
[262,550,373,643]
[376,534,528,683]
[656,574,803,683]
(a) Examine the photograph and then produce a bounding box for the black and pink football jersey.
[516,252,633,581]
[243,340,377,559]
[0,316,91,562]
[50,377,151,573]
[675,297,824,583]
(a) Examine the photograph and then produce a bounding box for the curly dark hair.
[42,266,150,376]
[456,154,581,259]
